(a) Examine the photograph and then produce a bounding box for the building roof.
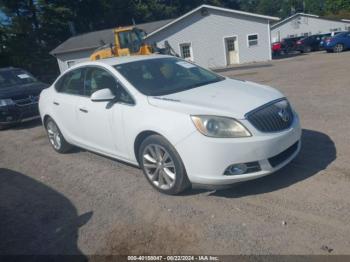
[271,13,350,30]
[50,19,174,56]
[51,4,280,56]
[147,4,280,38]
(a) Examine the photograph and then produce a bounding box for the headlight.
[191,115,251,138]
[0,99,15,107]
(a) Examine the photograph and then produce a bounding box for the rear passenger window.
[56,68,85,95]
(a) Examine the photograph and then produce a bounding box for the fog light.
[224,163,247,176]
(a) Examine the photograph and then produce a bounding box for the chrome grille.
[13,96,38,106]
[246,99,294,133]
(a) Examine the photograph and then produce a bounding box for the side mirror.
[91,88,115,102]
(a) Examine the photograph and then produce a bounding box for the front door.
[225,37,239,65]
[77,66,132,157]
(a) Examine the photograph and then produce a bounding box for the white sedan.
[39,55,301,194]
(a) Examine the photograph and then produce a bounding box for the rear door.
[53,68,85,144]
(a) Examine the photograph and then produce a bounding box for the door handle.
[53,101,60,106]
[79,107,88,113]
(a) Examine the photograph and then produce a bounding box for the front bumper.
[0,102,40,125]
[175,115,302,185]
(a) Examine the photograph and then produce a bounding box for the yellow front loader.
[90,26,153,61]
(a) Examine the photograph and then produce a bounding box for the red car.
[272,42,282,56]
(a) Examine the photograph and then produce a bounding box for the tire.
[139,135,191,195]
[333,44,344,53]
[45,117,72,153]
[304,46,311,53]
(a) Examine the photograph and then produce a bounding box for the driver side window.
[84,67,134,105]
[84,67,116,97]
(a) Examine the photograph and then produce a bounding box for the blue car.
[324,32,350,53]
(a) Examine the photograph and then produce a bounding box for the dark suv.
[0,67,48,129]
[296,34,329,53]
[280,36,303,53]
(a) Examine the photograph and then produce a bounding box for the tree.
[0,0,347,81]
[325,0,350,18]
[256,0,283,16]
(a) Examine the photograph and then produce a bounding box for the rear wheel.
[139,135,190,195]
[45,117,72,153]
[333,44,344,53]
[304,46,311,53]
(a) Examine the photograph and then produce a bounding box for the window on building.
[302,32,311,37]
[330,28,341,32]
[180,43,192,60]
[248,34,258,47]
[288,34,298,38]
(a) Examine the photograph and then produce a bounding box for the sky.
[0,10,7,21]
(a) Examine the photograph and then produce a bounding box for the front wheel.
[304,46,311,53]
[139,135,191,195]
[45,117,72,153]
[334,44,344,53]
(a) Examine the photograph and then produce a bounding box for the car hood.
[0,82,48,99]
[147,78,284,119]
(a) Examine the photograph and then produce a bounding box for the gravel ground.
[1,51,350,256]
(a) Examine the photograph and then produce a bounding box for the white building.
[51,5,279,73]
[271,13,350,42]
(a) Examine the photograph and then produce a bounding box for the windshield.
[114,57,225,96]
[334,32,348,38]
[0,69,38,89]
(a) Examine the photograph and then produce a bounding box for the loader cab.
[90,27,151,61]
[115,27,149,56]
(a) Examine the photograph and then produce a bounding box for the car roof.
[335,32,348,36]
[87,54,175,67]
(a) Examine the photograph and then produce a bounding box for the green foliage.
[256,0,283,16]
[325,0,350,18]
[0,0,348,81]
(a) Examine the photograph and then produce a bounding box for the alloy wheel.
[335,44,343,53]
[46,120,62,150]
[142,144,176,190]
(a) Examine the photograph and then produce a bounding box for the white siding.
[55,49,94,73]
[271,15,350,42]
[146,9,272,68]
